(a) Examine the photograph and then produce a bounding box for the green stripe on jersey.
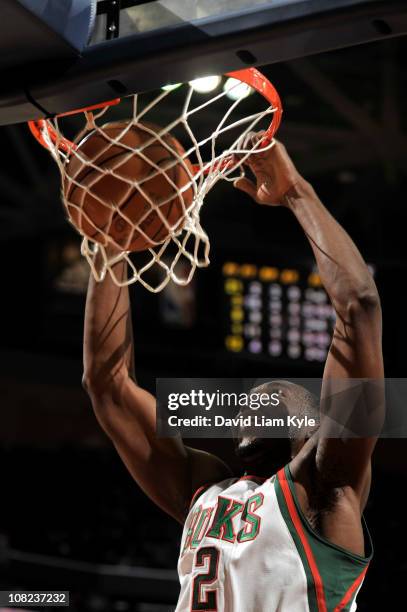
[276,465,372,612]
[274,474,320,612]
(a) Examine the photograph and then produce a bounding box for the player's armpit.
[87,376,232,523]
[315,293,384,498]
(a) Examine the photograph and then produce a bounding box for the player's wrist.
[281,178,315,209]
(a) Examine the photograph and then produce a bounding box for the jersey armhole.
[282,464,373,562]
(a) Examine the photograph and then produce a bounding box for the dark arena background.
[1,3,407,611]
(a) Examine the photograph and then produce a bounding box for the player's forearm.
[83,257,135,395]
[285,179,379,317]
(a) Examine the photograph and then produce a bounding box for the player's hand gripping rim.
[232,133,304,207]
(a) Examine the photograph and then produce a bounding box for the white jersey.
[176,466,372,612]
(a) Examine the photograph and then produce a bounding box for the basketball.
[63,122,195,251]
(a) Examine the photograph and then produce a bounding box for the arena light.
[189,75,222,93]
[224,77,254,101]
[161,83,182,91]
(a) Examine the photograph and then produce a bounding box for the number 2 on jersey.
[191,547,220,611]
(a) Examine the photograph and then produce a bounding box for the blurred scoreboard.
[223,262,335,363]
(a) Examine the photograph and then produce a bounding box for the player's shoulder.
[189,477,237,509]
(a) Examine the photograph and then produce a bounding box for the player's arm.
[82,251,231,523]
[235,139,384,498]
[281,154,383,500]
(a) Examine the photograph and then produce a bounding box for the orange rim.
[27,68,282,170]
[28,98,121,153]
[226,68,283,144]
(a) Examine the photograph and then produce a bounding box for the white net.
[38,74,279,292]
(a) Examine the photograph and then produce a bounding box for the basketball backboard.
[1,0,407,125]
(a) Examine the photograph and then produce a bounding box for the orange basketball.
[63,122,195,251]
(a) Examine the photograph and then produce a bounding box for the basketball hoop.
[28,68,282,292]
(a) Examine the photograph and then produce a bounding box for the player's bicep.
[316,301,384,493]
[91,380,231,522]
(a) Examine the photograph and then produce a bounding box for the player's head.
[234,380,319,473]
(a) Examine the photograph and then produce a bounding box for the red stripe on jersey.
[277,469,327,612]
[239,475,268,483]
[333,566,368,612]
[189,484,212,510]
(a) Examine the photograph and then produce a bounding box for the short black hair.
[250,381,320,439]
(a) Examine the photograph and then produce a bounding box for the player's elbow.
[82,371,102,397]
[82,373,92,393]
[82,376,116,437]
[345,283,381,321]
[83,371,130,436]
[82,368,127,404]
